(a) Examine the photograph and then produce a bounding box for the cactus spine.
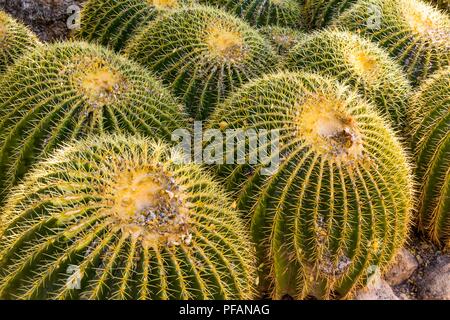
[0,41,187,202]
[259,26,304,56]
[333,0,450,86]
[302,0,358,29]
[197,0,304,28]
[0,134,255,299]
[284,30,412,129]
[125,6,276,120]
[411,67,450,247]
[0,11,40,74]
[208,72,413,299]
[78,0,193,52]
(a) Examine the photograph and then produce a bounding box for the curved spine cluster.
[259,25,305,56]
[208,71,413,299]
[410,67,450,247]
[284,30,412,129]
[302,0,358,29]
[0,41,187,202]
[333,0,450,85]
[0,134,255,299]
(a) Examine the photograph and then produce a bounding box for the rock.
[0,0,86,41]
[384,248,419,286]
[418,255,450,300]
[354,273,400,300]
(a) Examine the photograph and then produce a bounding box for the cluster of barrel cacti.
[0,0,448,300]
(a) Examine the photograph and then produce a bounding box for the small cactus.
[208,72,413,299]
[197,0,304,28]
[125,6,276,120]
[302,0,358,29]
[0,10,40,74]
[284,30,412,128]
[78,0,194,52]
[410,67,450,247]
[259,26,304,56]
[0,134,255,299]
[0,41,187,202]
[333,0,450,86]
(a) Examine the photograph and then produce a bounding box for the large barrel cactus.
[0,41,187,202]
[0,10,40,74]
[125,6,276,120]
[78,0,193,52]
[0,134,255,299]
[197,0,304,28]
[333,0,450,86]
[259,26,305,56]
[208,72,413,299]
[284,30,412,128]
[302,0,358,29]
[411,67,450,247]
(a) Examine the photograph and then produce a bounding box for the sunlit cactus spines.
[259,26,305,56]
[0,11,41,74]
[425,0,449,12]
[333,0,450,86]
[78,0,194,52]
[302,0,358,29]
[207,72,413,299]
[0,41,187,202]
[0,134,256,300]
[125,6,277,120]
[197,0,304,28]
[284,30,412,128]
[410,67,450,247]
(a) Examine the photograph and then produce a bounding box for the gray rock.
[354,273,400,300]
[418,255,450,300]
[384,248,419,286]
[0,0,85,41]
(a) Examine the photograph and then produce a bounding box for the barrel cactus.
[208,72,413,299]
[284,30,412,128]
[0,41,187,202]
[0,10,40,74]
[302,0,358,29]
[259,26,304,56]
[333,0,450,86]
[410,67,450,247]
[78,0,193,52]
[125,6,276,120]
[197,0,304,28]
[0,134,255,299]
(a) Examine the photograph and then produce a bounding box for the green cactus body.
[125,6,277,120]
[197,0,304,28]
[0,134,255,299]
[285,30,412,129]
[333,0,450,86]
[0,11,40,74]
[411,67,450,247]
[259,26,305,56]
[302,0,358,29]
[208,72,413,299]
[0,41,187,202]
[78,0,194,52]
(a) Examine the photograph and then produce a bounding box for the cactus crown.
[147,0,180,9]
[205,25,246,62]
[0,135,255,299]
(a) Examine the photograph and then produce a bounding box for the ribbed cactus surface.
[333,0,450,86]
[0,134,255,299]
[208,72,413,299]
[0,41,186,202]
[78,0,193,52]
[302,0,358,29]
[198,0,304,28]
[285,30,412,128]
[125,6,276,120]
[259,26,304,56]
[0,11,40,74]
[411,67,450,247]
